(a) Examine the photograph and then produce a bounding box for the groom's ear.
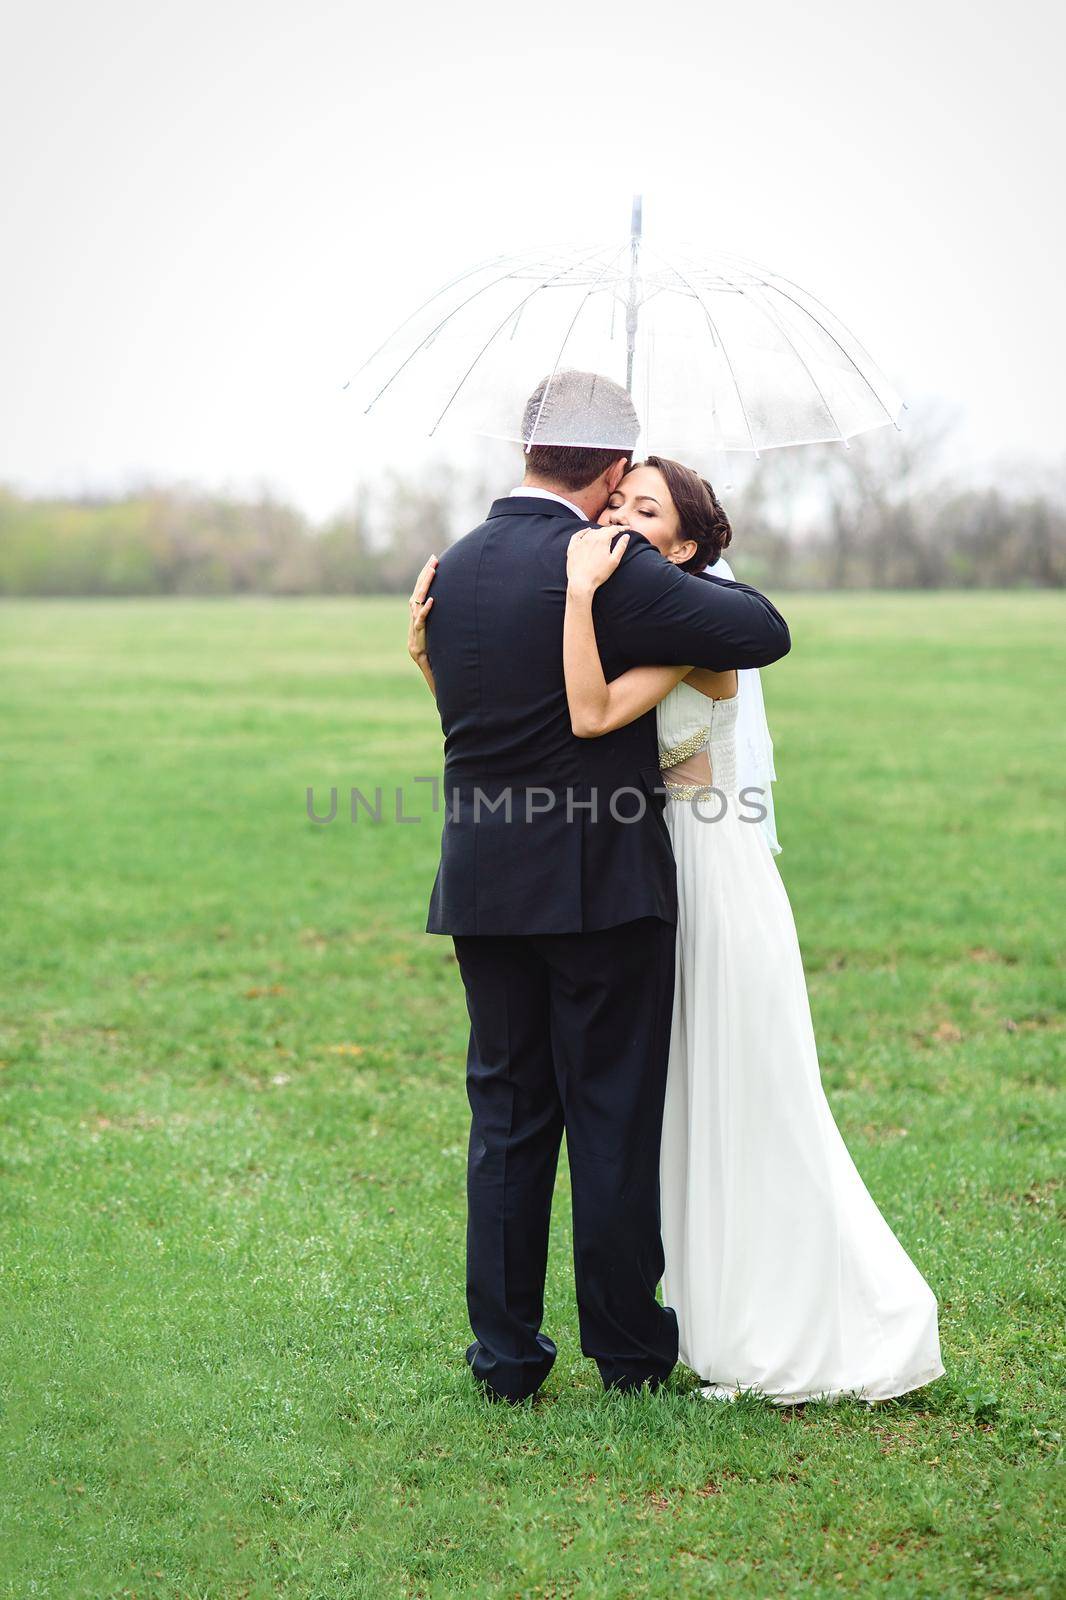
[604,457,629,496]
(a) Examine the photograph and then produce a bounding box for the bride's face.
[600,465,688,562]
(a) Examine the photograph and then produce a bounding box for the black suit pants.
[452,916,679,1401]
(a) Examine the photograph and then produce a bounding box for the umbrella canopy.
[345,198,903,461]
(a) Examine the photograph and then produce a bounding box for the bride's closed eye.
[608,496,654,520]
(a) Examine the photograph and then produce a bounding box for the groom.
[425,371,790,1402]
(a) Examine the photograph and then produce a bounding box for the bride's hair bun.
[643,455,733,573]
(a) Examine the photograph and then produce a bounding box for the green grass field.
[1,593,1062,1599]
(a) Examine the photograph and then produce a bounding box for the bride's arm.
[565,528,690,738]
[407,555,438,698]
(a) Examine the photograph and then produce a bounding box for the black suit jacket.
[425,496,790,935]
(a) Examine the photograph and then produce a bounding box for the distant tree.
[0,425,1063,595]
[367,467,457,594]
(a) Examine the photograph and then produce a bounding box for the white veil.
[704,555,782,855]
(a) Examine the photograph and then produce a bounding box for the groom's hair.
[521,371,638,492]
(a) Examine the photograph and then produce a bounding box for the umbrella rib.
[427,245,623,437]
[667,246,900,435]
[765,267,886,370]
[746,285,849,441]
[524,240,632,447]
[646,244,760,455]
[343,249,522,387]
[761,280,900,432]
[364,246,606,413]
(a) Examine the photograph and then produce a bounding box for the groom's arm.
[593,531,790,671]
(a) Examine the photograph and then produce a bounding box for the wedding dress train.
[657,681,945,1404]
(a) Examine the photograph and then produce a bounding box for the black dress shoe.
[465,1340,545,1404]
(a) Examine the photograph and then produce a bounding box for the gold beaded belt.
[658,727,711,771]
[663,779,719,802]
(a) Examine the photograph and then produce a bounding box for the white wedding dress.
[657,680,945,1404]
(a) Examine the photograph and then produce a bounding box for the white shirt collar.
[508,486,587,522]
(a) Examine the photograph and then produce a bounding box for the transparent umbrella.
[344,197,903,463]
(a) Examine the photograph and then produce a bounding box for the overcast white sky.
[2,0,1062,517]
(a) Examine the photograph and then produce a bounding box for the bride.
[408,457,945,1405]
[561,457,944,1404]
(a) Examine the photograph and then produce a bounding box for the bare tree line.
[730,419,1066,590]
[2,422,1063,595]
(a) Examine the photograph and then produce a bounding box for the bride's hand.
[408,554,437,662]
[566,526,630,598]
